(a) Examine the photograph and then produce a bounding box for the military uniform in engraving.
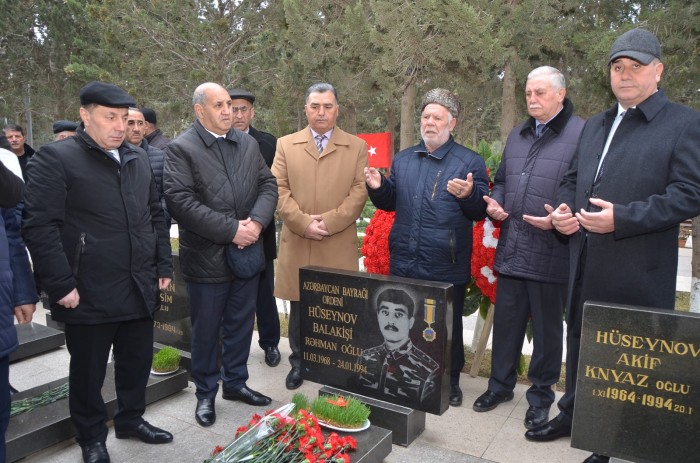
[358,340,438,403]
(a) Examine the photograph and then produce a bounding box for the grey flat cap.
[421,88,460,118]
[52,120,78,134]
[609,28,661,65]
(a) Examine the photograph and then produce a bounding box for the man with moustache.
[358,288,438,404]
[228,88,281,368]
[125,107,170,227]
[23,81,174,463]
[525,29,700,463]
[273,82,368,391]
[2,124,34,179]
[473,66,584,429]
[365,88,489,407]
[164,83,278,427]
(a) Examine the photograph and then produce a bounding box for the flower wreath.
[361,209,500,305]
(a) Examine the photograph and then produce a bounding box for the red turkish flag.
[357,132,392,168]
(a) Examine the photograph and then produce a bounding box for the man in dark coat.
[365,88,489,407]
[525,29,700,463]
[23,81,174,463]
[473,67,584,429]
[2,124,34,179]
[163,83,278,428]
[126,107,170,227]
[142,107,171,149]
[0,160,37,463]
[228,88,281,369]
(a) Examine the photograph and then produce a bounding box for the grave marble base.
[10,323,65,362]
[6,365,188,462]
[320,385,425,446]
[350,423,392,463]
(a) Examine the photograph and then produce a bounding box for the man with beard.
[365,88,489,407]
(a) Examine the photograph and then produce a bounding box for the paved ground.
[12,307,597,463]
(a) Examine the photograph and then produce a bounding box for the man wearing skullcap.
[52,120,78,141]
[141,107,170,149]
[23,81,174,463]
[526,28,700,463]
[365,88,489,407]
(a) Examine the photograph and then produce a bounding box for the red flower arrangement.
[470,217,500,304]
[205,404,357,463]
[360,210,394,275]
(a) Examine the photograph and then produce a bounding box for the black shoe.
[286,368,303,390]
[472,390,514,412]
[264,346,281,367]
[524,417,572,442]
[195,398,216,427]
[524,405,550,430]
[81,442,110,463]
[583,454,610,463]
[222,385,272,406]
[449,384,463,406]
[115,421,173,444]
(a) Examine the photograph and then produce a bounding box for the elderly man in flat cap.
[52,120,78,141]
[228,88,282,369]
[141,107,170,149]
[23,81,174,463]
[365,88,489,408]
[525,28,700,463]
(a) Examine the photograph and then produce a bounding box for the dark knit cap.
[52,120,78,134]
[228,88,255,104]
[141,107,157,124]
[79,81,136,108]
[609,28,661,65]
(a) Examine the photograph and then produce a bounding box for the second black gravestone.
[299,266,453,416]
[572,302,700,463]
[153,254,192,368]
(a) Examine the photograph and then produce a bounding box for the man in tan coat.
[272,82,368,390]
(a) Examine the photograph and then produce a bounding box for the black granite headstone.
[154,254,191,352]
[572,302,700,463]
[10,323,65,362]
[299,267,452,415]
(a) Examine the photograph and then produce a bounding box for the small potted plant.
[151,346,181,375]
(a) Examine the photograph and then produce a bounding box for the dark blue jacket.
[138,139,170,227]
[0,168,38,357]
[368,137,488,285]
[492,98,584,283]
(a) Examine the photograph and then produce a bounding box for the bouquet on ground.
[204,401,359,463]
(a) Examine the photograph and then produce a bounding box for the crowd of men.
[1,27,699,463]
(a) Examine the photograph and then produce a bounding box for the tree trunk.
[690,216,700,313]
[500,61,516,145]
[343,102,357,134]
[400,74,417,150]
[386,105,396,161]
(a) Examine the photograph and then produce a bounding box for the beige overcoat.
[272,126,368,301]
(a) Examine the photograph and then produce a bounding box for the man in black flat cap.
[23,81,174,463]
[141,107,170,149]
[228,88,281,369]
[525,28,700,463]
[52,120,78,141]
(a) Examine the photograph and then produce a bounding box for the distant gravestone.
[299,267,452,415]
[572,302,700,462]
[153,254,191,352]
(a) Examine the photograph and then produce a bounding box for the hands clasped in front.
[233,217,263,249]
[547,197,614,235]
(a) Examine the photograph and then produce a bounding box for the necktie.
[315,134,326,153]
[595,111,626,182]
[535,124,544,138]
